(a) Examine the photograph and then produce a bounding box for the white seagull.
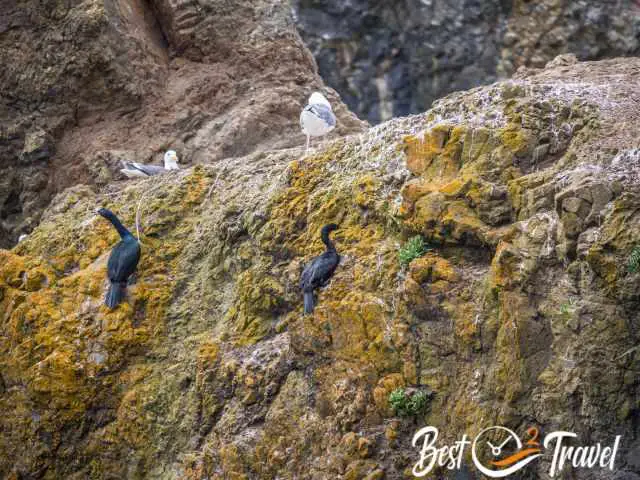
[300,92,336,154]
[120,150,179,178]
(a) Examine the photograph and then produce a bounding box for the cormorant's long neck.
[321,230,336,252]
[107,215,133,239]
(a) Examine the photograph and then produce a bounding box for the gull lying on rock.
[120,150,179,178]
[300,92,336,154]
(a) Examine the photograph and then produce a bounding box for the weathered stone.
[1,58,640,479]
[293,1,639,123]
[0,0,366,247]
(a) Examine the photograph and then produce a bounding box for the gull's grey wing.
[307,104,336,127]
[122,162,166,176]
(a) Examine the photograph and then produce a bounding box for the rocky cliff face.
[1,56,639,479]
[292,0,640,123]
[0,0,364,248]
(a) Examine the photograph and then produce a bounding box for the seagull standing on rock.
[120,150,179,178]
[300,92,336,154]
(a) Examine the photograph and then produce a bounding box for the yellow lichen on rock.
[1,60,640,479]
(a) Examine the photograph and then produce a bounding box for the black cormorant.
[97,208,141,309]
[299,223,340,314]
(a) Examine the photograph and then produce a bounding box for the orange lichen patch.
[403,124,465,180]
[400,178,442,204]
[116,364,154,385]
[453,302,480,345]
[464,179,498,208]
[197,341,220,365]
[409,252,459,284]
[225,268,285,345]
[460,127,493,164]
[489,241,522,289]
[56,262,106,298]
[440,176,473,198]
[373,373,404,415]
[585,247,619,291]
[411,191,446,227]
[0,69,621,478]
[0,251,56,291]
[499,124,532,157]
[440,201,488,242]
[219,444,250,480]
[29,349,85,407]
[447,392,486,435]
[338,223,389,257]
[489,291,538,405]
[321,293,389,361]
[401,275,428,307]
[407,193,489,245]
[398,114,545,247]
[353,174,379,208]
[36,216,115,274]
[113,387,151,448]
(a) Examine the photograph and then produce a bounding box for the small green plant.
[559,297,576,317]
[410,390,429,413]
[399,235,430,267]
[389,388,430,417]
[628,245,640,273]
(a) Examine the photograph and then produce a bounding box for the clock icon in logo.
[472,426,543,478]
[487,434,516,457]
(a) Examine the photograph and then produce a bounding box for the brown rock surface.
[1,57,639,479]
[0,0,365,247]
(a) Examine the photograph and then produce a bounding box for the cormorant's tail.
[303,291,315,315]
[105,282,126,309]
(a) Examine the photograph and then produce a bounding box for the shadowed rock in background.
[292,0,640,123]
